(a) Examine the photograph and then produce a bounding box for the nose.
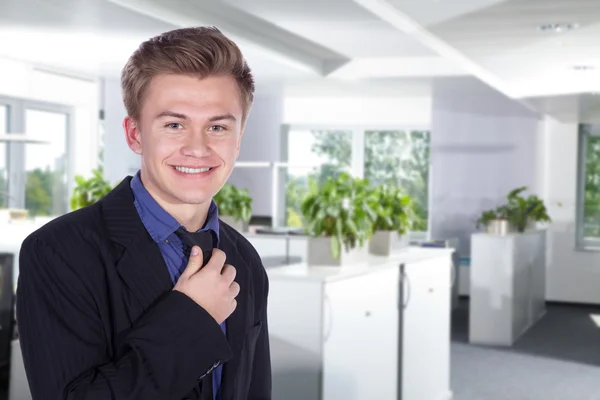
[181,131,211,157]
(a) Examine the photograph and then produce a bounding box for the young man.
[16,27,271,400]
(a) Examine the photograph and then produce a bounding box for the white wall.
[283,78,431,127]
[540,118,600,304]
[284,96,431,127]
[0,57,99,199]
[429,78,542,256]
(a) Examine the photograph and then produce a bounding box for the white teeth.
[174,166,211,174]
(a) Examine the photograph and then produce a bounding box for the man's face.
[124,74,245,206]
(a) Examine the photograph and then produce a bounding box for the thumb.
[181,246,203,278]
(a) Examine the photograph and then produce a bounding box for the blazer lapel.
[114,237,173,309]
[219,226,251,400]
[99,177,172,311]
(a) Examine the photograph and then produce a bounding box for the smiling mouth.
[173,166,213,174]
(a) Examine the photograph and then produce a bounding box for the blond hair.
[121,26,255,121]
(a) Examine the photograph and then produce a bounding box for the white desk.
[266,247,454,400]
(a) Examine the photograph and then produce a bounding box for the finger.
[229,281,240,298]
[180,246,203,278]
[205,248,226,272]
[229,299,238,313]
[221,264,237,283]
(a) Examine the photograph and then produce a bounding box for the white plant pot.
[486,219,511,235]
[220,215,245,232]
[369,230,409,256]
[307,236,368,267]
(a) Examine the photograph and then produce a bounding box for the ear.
[123,116,142,155]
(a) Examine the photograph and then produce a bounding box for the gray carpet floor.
[451,299,600,400]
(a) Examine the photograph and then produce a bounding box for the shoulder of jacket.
[25,204,103,246]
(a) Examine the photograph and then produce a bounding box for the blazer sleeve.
[16,236,233,400]
[248,262,272,400]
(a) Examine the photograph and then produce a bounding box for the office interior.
[1,0,600,399]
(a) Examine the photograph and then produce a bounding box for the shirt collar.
[130,171,220,244]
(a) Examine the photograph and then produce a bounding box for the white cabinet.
[469,231,546,346]
[401,258,452,400]
[266,248,453,400]
[322,266,399,400]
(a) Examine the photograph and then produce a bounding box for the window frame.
[0,95,75,215]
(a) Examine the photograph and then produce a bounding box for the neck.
[163,202,211,232]
[139,172,211,232]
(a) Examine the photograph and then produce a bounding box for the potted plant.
[476,207,510,235]
[504,186,551,232]
[475,186,551,234]
[300,172,376,266]
[70,167,113,210]
[213,182,252,232]
[368,184,414,256]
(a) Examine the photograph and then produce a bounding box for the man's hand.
[174,247,240,324]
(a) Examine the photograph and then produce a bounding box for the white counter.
[266,247,454,282]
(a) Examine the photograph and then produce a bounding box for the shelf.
[0,134,50,144]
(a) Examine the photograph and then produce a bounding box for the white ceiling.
[387,0,508,27]
[0,0,323,81]
[0,0,465,83]
[358,0,600,99]
[1,0,599,121]
[222,0,436,58]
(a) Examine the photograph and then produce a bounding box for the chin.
[168,181,221,205]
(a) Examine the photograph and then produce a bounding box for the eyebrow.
[155,111,237,123]
[156,111,188,120]
[208,113,237,123]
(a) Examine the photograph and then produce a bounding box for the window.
[282,126,431,231]
[364,130,430,231]
[24,109,69,216]
[0,97,73,217]
[284,129,353,227]
[577,123,600,248]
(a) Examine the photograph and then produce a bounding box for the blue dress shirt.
[130,171,226,399]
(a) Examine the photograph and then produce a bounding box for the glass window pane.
[0,106,7,208]
[24,109,68,217]
[285,129,353,227]
[364,130,430,232]
[583,132,600,240]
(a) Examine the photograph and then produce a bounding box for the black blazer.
[16,177,271,400]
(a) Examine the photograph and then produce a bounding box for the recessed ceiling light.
[572,65,595,71]
[538,23,579,33]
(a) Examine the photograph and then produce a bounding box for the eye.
[165,123,183,129]
[208,125,226,133]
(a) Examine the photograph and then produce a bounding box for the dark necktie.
[175,227,216,267]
